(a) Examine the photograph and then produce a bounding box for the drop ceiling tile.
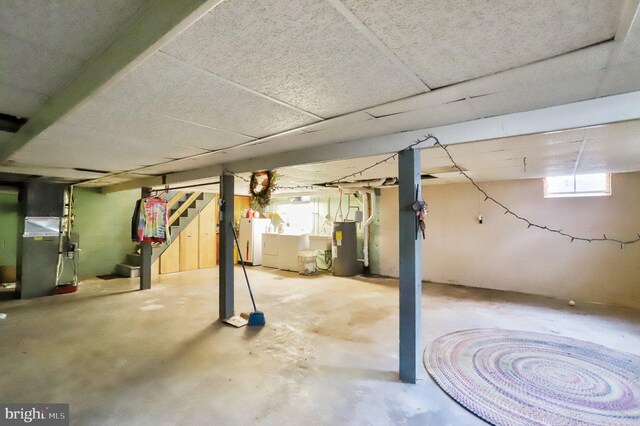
[581,134,640,155]
[344,0,619,87]
[101,52,318,138]
[0,165,105,180]
[38,122,205,161]
[456,43,612,98]
[301,112,372,133]
[0,34,84,96]
[468,71,604,121]
[373,99,478,134]
[0,84,49,118]
[162,0,424,118]
[599,61,640,97]
[0,130,13,144]
[64,97,254,152]
[10,138,143,172]
[576,152,640,175]
[584,119,640,140]
[0,0,149,60]
[365,86,466,118]
[134,152,230,176]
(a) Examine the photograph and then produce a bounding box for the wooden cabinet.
[160,236,180,274]
[159,195,249,273]
[179,216,199,271]
[198,196,217,269]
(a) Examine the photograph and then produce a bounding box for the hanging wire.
[428,135,640,249]
[225,170,250,183]
[227,134,639,248]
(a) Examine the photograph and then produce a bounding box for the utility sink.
[308,234,332,251]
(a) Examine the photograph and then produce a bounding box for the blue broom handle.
[231,223,258,312]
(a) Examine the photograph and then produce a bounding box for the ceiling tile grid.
[62,97,254,152]
[161,0,424,118]
[342,0,620,88]
[0,0,150,118]
[99,52,319,138]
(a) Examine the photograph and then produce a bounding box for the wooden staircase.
[116,191,216,278]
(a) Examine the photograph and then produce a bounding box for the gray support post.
[139,187,152,290]
[398,149,422,383]
[219,173,235,319]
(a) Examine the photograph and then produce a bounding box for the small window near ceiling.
[544,173,611,198]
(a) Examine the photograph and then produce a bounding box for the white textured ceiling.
[1,0,639,187]
[342,0,620,88]
[0,0,151,118]
[161,0,425,118]
[99,52,319,138]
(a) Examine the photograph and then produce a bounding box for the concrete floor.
[1,267,639,426]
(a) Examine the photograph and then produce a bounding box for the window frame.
[543,173,611,198]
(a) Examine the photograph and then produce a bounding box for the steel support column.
[398,149,422,383]
[139,187,152,290]
[219,173,235,319]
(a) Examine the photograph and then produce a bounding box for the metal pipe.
[336,178,386,189]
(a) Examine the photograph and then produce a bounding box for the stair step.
[126,253,142,266]
[116,264,140,278]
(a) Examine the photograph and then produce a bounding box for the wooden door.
[199,197,217,268]
[179,217,199,271]
[160,237,180,274]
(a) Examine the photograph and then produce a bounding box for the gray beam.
[0,0,224,163]
[139,187,152,291]
[219,174,234,319]
[101,91,640,193]
[398,149,422,383]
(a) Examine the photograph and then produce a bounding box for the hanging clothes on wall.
[131,197,170,243]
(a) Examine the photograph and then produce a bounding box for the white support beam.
[0,0,224,163]
[102,91,640,193]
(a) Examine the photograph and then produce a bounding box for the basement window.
[544,173,611,198]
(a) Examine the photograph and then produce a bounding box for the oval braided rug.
[424,329,640,426]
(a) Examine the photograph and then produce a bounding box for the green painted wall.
[0,192,18,266]
[73,188,139,277]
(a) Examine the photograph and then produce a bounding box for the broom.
[231,223,265,326]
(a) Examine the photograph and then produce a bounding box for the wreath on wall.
[250,170,278,209]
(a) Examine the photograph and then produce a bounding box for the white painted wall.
[379,172,640,309]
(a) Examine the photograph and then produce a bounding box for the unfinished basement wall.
[73,188,139,277]
[378,172,640,310]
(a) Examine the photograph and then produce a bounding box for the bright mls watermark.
[1,404,68,425]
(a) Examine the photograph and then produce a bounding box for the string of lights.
[225,169,319,191]
[225,170,250,183]
[224,136,639,248]
[429,136,640,249]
